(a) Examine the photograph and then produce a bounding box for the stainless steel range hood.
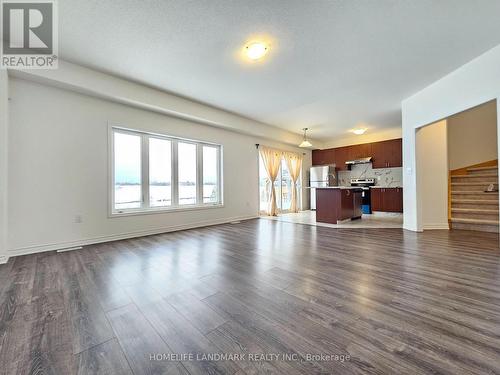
[345,156,372,165]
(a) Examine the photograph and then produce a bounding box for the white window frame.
[109,125,223,217]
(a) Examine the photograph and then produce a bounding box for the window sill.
[109,203,224,218]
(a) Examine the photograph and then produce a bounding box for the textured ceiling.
[59,0,500,141]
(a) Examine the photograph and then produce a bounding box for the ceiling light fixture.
[245,42,269,60]
[299,128,312,148]
[352,128,367,135]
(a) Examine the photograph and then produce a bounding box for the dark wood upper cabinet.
[371,141,388,169]
[349,143,372,160]
[334,147,350,170]
[391,138,402,167]
[370,139,402,169]
[312,149,326,165]
[311,138,402,169]
[312,148,335,165]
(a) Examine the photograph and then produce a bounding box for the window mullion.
[217,147,222,204]
[142,135,150,209]
[172,141,179,206]
[197,144,203,204]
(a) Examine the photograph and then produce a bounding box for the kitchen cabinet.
[371,187,403,212]
[392,139,402,167]
[334,147,350,170]
[371,188,382,211]
[372,139,402,168]
[312,138,402,169]
[312,149,327,165]
[349,143,372,160]
[312,148,335,166]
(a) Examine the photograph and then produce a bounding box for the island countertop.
[307,186,363,190]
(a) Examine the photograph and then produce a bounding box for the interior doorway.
[447,100,498,232]
[416,99,499,232]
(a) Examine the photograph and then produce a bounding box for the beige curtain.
[284,151,303,213]
[259,146,282,216]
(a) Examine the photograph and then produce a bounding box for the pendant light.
[299,128,312,148]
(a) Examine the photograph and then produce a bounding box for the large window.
[111,127,222,214]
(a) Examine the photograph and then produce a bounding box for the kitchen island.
[315,187,363,224]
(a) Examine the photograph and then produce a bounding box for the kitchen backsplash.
[338,164,403,187]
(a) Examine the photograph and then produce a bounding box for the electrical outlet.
[74,215,83,223]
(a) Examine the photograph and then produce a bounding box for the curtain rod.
[256,144,305,155]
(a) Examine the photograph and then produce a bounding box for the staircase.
[450,165,499,232]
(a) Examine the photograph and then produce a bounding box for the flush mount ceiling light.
[352,128,367,135]
[245,42,269,60]
[299,128,313,148]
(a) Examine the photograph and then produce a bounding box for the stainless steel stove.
[350,178,376,213]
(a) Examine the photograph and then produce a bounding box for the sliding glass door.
[259,155,299,214]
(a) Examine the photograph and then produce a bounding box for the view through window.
[114,132,142,210]
[178,142,197,205]
[112,128,222,213]
[203,146,219,203]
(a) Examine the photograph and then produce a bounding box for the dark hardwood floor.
[1,219,500,374]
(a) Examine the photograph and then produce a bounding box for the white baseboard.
[7,215,258,258]
[0,255,9,264]
[423,223,450,230]
[403,224,423,232]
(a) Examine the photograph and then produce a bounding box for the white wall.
[11,61,325,149]
[416,120,449,229]
[0,71,8,264]
[7,77,311,256]
[447,100,497,170]
[402,44,500,231]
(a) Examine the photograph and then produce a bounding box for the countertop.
[313,186,363,190]
[307,186,402,189]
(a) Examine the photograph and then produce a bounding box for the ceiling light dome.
[245,42,269,60]
[352,128,367,135]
